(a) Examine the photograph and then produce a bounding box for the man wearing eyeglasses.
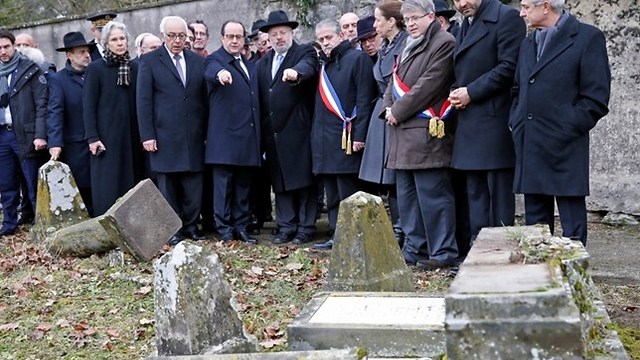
[447,0,526,256]
[136,16,208,246]
[255,10,320,246]
[203,20,261,245]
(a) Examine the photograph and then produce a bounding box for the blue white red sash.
[318,65,356,154]
[391,65,455,138]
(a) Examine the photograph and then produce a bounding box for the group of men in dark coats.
[1,0,611,259]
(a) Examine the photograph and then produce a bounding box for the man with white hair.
[510,0,611,245]
[137,16,208,245]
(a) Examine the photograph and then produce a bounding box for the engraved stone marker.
[289,292,446,358]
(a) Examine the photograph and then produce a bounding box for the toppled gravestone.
[32,160,90,242]
[98,179,182,261]
[324,191,414,292]
[146,348,366,360]
[154,242,257,356]
[44,179,181,261]
[445,225,629,360]
[45,217,118,257]
[288,292,446,358]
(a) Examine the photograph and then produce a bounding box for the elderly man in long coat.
[256,10,320,245]
[137,16,208,245]
[311,19,377,250]
[510,0,610,245]
[448,0,526,249]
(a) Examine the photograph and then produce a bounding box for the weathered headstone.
[99,179,182,262]
[445,226,629,360]
[324,191,414,292]
[154,242,257,356]
[288,292,446,358]
[31,160,90,242]
[145,348,367,360]
[44,216,118,257]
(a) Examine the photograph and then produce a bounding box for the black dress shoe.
[0,228,16,237]
[313,239,334,250]
[168,233,184,245]
[237,231,258,244]
[416,259,454,271]
[272,232,294,244]
[264,215,273,222]
[292,233,313,245]
[182,227,205,240]
[219,232,234,242]
[246,223,260,235]
[17,214,34,226]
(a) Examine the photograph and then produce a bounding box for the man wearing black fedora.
[86,12,117,60]
[353,16,381,62]
[434,0,460,36]
[47,32,96,214]
[256,10,320,245]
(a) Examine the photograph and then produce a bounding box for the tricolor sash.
[318,65,356,155]
[391,65,455,138]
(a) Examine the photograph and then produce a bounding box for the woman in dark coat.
[358,0,408,246]
[83,21,144,216]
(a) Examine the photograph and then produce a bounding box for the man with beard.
[0,29,48,236]
[47,32,96,215]
[256,10,320,245]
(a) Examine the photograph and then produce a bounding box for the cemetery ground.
[0,216,638,359]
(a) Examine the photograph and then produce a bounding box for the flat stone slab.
[450,263,552,294]
[146,348,366,359]
[101,179,182,261]
[289,292,446,358]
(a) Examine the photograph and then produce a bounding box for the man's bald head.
[15,33,36,49]
[339,12,359,40]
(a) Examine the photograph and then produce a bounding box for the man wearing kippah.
[86,12,118,60]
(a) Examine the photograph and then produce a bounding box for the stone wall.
[11,0,640,215]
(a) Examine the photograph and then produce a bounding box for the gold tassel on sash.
[436,118,445,139]
[341,128,347,150]
[346,129,352,155]
[428,117,446,139]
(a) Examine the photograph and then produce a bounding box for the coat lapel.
[530,16,578,77]
[455,19,489,57]
[158,48,183,85]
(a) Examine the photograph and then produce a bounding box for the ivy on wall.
[292,0,316,27]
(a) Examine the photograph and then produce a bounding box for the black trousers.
[466,169,515,241]
[274,184,317,235]
[249,164,273,223]
[524,194,587,245]
[396,168,458,265]
[212,165,254,235]
[322,174,361,232]
[156,171,203,231]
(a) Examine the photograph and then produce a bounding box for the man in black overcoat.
[47,32,95,215]
[137,16,208,245]
[256,10,320,245]
[448,0,526,247]
[204,20,261,244]
[311,19,377,250]
[510,0,611,245]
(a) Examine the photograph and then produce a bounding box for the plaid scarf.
[103,48,131,86]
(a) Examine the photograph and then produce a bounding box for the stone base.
[288,292,446,358]
[146,348,366,359]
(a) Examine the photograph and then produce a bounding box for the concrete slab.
[587,224,640,285]
[146,348,366,359]
[449,264,553,294]
[289,292,446,358]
